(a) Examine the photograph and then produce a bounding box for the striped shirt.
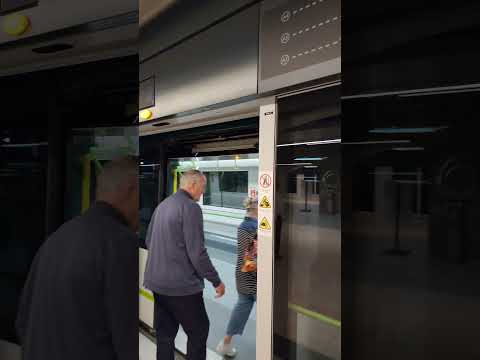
[235,217,258,295]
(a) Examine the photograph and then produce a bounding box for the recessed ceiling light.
[153,122,170,127]
[32,43,73,54]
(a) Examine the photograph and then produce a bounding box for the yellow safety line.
[139,289,340,328]
[288,303,341,328]
[139,288,154,302]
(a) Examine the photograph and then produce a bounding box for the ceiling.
[139,0,176,27]
[0,1,137,77]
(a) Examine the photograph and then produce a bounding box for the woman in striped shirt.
[216,197,258,357]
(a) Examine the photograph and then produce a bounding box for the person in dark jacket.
[16,156,139,360]
[144,169,225,360]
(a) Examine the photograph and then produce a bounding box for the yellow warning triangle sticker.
[259,217,272,231]
[259,195,272,209]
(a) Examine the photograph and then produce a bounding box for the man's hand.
[215,282,225,299]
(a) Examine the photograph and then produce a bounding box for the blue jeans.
[226,293,256,336]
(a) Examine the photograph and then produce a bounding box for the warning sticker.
[259,217,272,231]
[259,173,272,189]
[259,195,272,209]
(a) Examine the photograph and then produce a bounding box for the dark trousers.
[153,292,210,360]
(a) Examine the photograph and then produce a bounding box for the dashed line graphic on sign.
[259,196,272,209]
[293,0,324,15]
[291,38,341,60]
[292,16,340,37]
[259,217,272,231]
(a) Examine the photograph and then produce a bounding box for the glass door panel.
[342,90,480,360]
[274,85,341,360]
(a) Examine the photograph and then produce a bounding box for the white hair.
[96,156,138,197]
[180,169,206,188]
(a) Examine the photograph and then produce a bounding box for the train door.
[139,84,341,360]
[272,83,342,360]
[139,114,271,360]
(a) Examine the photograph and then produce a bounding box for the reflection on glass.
[166,154,259,359]
[64,127,138,221]
[0,138,48,342]
[342,91,480,359]
[139,164,160,247]
[274,86,341,360]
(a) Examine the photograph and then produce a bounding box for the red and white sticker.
[259,172,273,189]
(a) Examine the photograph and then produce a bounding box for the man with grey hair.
[16,156,139,360]
[144,169,225,360]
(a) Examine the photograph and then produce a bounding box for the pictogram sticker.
[259,195,272,209]
[259,173,272,189]
[259,217,272,231]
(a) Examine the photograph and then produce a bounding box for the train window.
[203,171,248,209]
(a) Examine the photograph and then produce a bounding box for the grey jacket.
[143,190,221,296]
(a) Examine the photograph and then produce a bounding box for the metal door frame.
[256,101,277,360]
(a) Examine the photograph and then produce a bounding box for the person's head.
[180,169,207,201]
[96,156,139,231]
[244,197,258,218]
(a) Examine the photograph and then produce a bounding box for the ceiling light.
[343,140,410,145]
[294,157,327,161]
[277,162,313,166]
[392,147,425,151]
[2,14,30,36]
[304,165,318,168]
[192,139,257,153]
[277,138,341,147]
[369,127,448,134]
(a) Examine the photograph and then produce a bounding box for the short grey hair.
[96,156,138,196]
[180,169,206,188]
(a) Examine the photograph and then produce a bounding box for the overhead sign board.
[259,0,341,92]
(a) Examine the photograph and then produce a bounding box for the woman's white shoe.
[216,340,238,358]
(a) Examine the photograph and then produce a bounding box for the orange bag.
[241,238,257,273]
